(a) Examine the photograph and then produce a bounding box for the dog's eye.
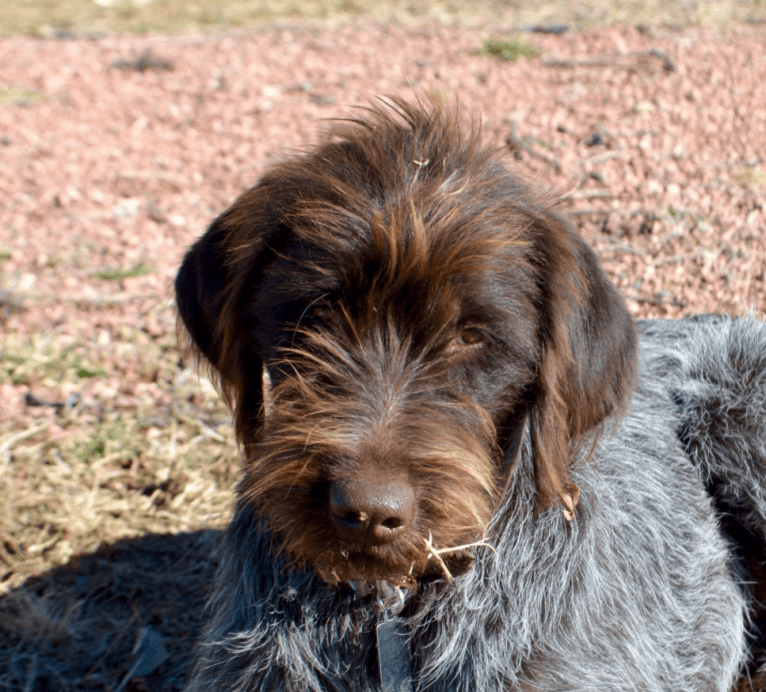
[307,303,340,330]
[459,328,483,345]
[451,327,484,350]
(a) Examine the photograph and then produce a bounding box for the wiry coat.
[176,100,766,691]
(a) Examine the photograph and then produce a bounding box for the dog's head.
[176,98,636,587]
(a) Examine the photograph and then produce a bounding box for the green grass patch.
[1,340,106,386]
[92,263,153,281]
[0,84,46,105]
[75,363,103,379]
[72,418,134,461]
[480,37,539,62]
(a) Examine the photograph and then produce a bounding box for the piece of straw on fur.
[423,533,497,581]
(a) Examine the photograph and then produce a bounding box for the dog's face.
[176,99,636,587]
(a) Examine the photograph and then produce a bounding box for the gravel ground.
[1,20,766,422]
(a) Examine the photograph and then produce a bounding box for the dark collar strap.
[377,616,414,692]
[350,580,415,691]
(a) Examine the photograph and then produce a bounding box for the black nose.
[329,478,415,545]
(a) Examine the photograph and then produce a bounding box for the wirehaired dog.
[175,98,766,691]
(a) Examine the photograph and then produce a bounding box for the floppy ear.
[528,211,637,517]
[175,220,233,371]
[175,202,272,446]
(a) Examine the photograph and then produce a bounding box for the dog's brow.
[292,292,332,345]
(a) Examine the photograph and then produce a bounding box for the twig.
[424,534,453,581]
[504,120,562,173]
[0,424,49,460]
[423,533,498,582]
[544,49,676,73]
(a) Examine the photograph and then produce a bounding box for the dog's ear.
[175,202,272,446]
[528,211,637,517]
[175,219,233,371]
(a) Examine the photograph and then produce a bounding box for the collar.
[350,580,414,692]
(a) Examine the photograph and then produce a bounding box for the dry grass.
[0,306,239,689]
[1,0,764,36]
[0,318,239,595]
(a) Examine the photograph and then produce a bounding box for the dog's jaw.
[312,541,480,589]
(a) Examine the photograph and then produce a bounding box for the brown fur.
[175,97,637,587]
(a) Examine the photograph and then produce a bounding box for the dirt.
[2,20,766,418]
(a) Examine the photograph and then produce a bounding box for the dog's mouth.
[253,482,495,588]
[309,535,489,588]
[250,464,499,588]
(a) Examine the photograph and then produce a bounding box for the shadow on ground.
[0,530,222,691]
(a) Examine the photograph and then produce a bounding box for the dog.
[175,97,766,691]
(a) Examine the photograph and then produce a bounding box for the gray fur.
[185,315,766,691]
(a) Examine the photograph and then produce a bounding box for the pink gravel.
[1,19,765,389]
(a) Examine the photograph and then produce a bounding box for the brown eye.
[450,326,484,351]
[459,328,483,345]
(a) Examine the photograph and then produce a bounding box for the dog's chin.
[308,547,478,589]
[309,550,424,589]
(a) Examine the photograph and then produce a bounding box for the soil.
[2,21,765,353]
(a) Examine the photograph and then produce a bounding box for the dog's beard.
[247,468,494,586]
[260,507,485,588]
[313,544,480,588]
[243,364,500,587]
[311,545,428,589]
[247,465,496,587]
[299,541,480,588]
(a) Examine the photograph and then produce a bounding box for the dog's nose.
[329,478,415,545]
